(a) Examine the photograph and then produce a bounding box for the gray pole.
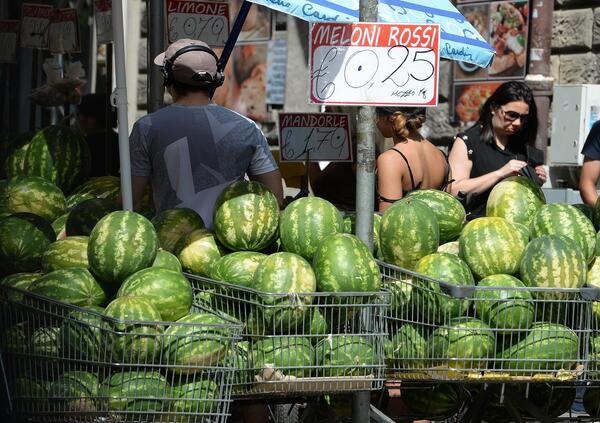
[147,0,165,112]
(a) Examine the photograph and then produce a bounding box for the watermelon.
[313,233,380,293]
[252,252,317,333]
[213,180,279,251]
[0,272,39,302]
[485,176,546,226]
[386,325,428,370]
[343,212,382,256]
[209,251,266,287]
[229,341,251,386]
[574,203,594,221]
[101,370,171,414]
[2,132,33,178]
[88,210,158,284]
[30,326,60,357]
[117,267,193,322]
[459,217,527,279]
[48,370,99,413]
[519,235,587,298]
[413,253,474,323]
[590,259,600,288]
[596,231,600,256]
[315,335,378,377]
[308,308,329,341]
[401,383,466,420]
[530,203,596,263]
[279,196,343,261]
[41,236,89,272]
[66,197,119,236]
[169,380,221,419]
[387,276,413,318]
[407,189,466,242]
[13,377,49,411]
[176,229,222,278]
[2,176,67,221]
[584,386,600,417]
[3,322,29,353]
[67,176,121,209]
[151,208,205,253]
[22,125,91,193]
[437,241,459,255]
[59,306,105,361]
[152,249,182,272]
[474,274,534,334]
[28,267,106,307]
[251,336,314,378]
[162,312,233,372]
[9,211,56,242]
[103,296,163,363]
[430,317,494,370]
[0,215,51,274]
[52,213,68,239]
[379,198,439,270]
[497,322,579,373]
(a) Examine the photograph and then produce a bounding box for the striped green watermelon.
[151,207,205,253]
[169,380,220,419]
[209,251,267,287]
[13,377,49,412]
[386,324,428,370]
[308,308,329,341]
[3,140,32,179]
[279,196,343,261]
[30,326,60,357]
[574,203,594,221]
[52,213,68,239]
[413,252,475,323]
[519,235,587,298]
[228,341,251,385]
[407,189,466,243]
[486,176,546,226]
[0,215,52,274]
[59,306,105,361]
[41,236,89,272]
[252,336,314,378]
[88,210,158,284]
[152,249,182,272]
[497,322,579,373]
[430,317,494,370]
[474,274,534,334]
[48,370,99,413]
[379,198,439,270]
[437,241,459,255]
[162,312,233,372]
[176,229,222,278]
[67,176,121,209]
[2,176,67,221]
[22,125,91,193]
[312,233,380,293]
[530,203,596,263]
[315,335,378,377]
[596,231,600,256]
[101,370,171,414]
[103,296,163,363]
[66,197,119,236]
[9,211,56,242]
[0,272,39,302]
[401,383,467,420]
[213,181,279,251]
[343,212,382,256]
[459,217,527,279]
[387,276,413,317]
[117,267,193,322]
[252,252,317,333]
[28,267,106,307]
[589,258,600,288]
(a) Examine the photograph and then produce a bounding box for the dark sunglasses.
[500,107,529,123]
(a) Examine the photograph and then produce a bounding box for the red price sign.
[0,21,19,63]
[165,0,230,47]
[21,3,53,49]
[49,8,80,53]
[94,0,112,44]
[309,23,440,106]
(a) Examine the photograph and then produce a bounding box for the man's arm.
[131,176,150,212]
[250,169,284,208]
[580,157,600,206]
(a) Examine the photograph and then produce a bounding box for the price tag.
[0,21,19,63]
[278,113,352,162]
[94,0,112,44]
[309,23,440,106]
[21,3,53,49]
[165,0,230,47]
[49,8,80,53]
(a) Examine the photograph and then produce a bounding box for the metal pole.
[147,0,165,112]
[112,0,133,210]
[353,391,371,422]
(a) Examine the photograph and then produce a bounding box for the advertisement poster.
[229,0,272,44]
[453,81,503,125]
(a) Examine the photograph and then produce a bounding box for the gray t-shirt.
[130,103,277,227]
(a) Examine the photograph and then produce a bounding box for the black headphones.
[161,44,225,87]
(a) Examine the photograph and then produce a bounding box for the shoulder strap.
[439,149,454,191]
[390,147,417,191]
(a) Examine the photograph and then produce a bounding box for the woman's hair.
[478,81,538,146]
[376,106,426,140]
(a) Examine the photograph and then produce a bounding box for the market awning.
[245,0,495,68]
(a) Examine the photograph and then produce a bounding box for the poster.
[229,0,272,44]
[453,81,502,125]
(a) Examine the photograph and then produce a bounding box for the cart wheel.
[272,403,300,423]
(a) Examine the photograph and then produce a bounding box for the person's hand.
[534,165,547,185]
[496,159,527,179]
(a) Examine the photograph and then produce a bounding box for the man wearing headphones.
[129,38,283,226]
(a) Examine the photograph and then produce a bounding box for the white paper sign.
[94,0,112,44]
[21,3,53,49]
[0,21,19,63]
[309,23,440,106]
[165,0,230,47]
[49,8,80,53]
[278,113,352,162]
[266,39,287,105]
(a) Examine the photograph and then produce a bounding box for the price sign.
[165,0,230,47]
[94,0,112,44]
[309,23,440,106]
[49,8,80,53]
[21,3,53,49]
[278,113,352,162]
[0,21,19,63]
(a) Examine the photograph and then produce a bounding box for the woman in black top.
[448,81,547,219]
